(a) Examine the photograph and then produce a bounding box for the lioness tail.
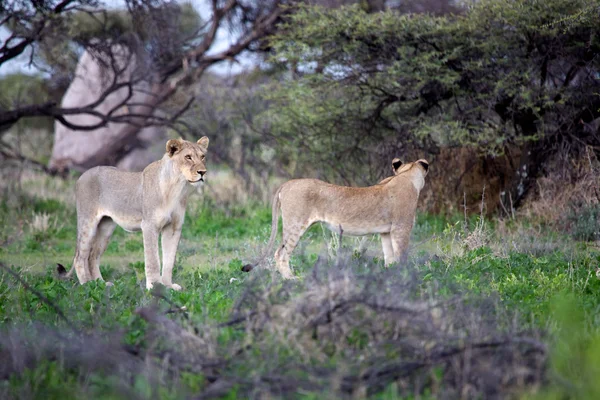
[56,263,75,279]
[241,186,283,272]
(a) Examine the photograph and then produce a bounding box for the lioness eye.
[201,155,205,161]
[185,155,192,161]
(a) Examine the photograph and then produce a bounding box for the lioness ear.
[197,136,209,151]
[418,160,429,173]
[166,139,182,157]
[391,158,403,173]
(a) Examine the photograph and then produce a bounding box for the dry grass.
[0,169,76,207]
[202,168,285,210]
[492,219,570,257]
[202,169,250,207]
[463,189,490,252]
[522,147,600,226]
[27,212,59,235]
[1,166,278,212]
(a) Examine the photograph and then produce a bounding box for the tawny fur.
[58,137,209,290]
[242,159,429,278]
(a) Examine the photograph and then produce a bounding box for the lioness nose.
[197,169,206,177]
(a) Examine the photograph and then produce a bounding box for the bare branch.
[0,147,59,176]
[0,0,79,65]
[1,0,290,172]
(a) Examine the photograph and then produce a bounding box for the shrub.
[567,203,600,242]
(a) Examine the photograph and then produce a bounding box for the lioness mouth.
[188,178,204,183]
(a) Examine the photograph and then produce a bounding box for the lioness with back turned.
[58,137,209,290]
[242,158,429,278]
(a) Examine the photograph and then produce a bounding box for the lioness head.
[165,137,209,185]
[392,158,429,176]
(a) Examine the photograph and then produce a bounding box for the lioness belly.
[112,216,142,232]
[99,210,142,232]
[323,221,390,236]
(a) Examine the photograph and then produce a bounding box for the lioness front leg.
[390,226,411,265]
[142,222,161,290]
[160,219,183,291]
[380,233,395,266]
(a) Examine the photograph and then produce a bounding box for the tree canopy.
[260,0,600,203]
[0,0,289,170]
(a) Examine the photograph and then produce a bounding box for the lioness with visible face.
[242,158,429,278]
[58,137,209,290]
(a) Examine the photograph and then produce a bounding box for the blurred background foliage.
[1,0,599,221]
[258,0,600,209]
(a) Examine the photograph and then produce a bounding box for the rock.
[49,44,165,172]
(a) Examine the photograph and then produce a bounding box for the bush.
[567,203,600,242]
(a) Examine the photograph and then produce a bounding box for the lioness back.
[278,177,419,235]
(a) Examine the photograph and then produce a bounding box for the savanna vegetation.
[1,0,600,399]
[0,172,599,398]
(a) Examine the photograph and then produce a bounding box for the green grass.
[1,191,600,398]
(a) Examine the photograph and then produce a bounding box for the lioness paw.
[170,283,182,291]
[280,272,297,280]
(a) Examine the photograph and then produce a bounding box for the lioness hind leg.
[274,223,310,279]
[390,226,411,265]
[274,245,294,279]
[88,217,116,281]
[73,218,100,284]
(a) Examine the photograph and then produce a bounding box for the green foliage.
[261,0,600,183]
[424,245,600,326]
[67,3,203,49]
[524,294,600,399]
[30,198,65,214]
[2,192,600,397]
[6,360,83,399]
[0,74,51,109]
[185,200,272,239]
[0,194,77,256]
[567,203,600,241]
[0,74,53,131]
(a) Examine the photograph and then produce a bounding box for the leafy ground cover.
[0,177,599,399]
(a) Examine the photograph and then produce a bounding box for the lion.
[57,137,209,290]
[241,158,429,278]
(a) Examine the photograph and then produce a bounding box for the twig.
[0,148,60,176]
[509,191,515,219]
[149,286,190,322]
[499,192,511,219]
[335,224,344,266]
[463,191,468,231]
[218,312,257,328]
